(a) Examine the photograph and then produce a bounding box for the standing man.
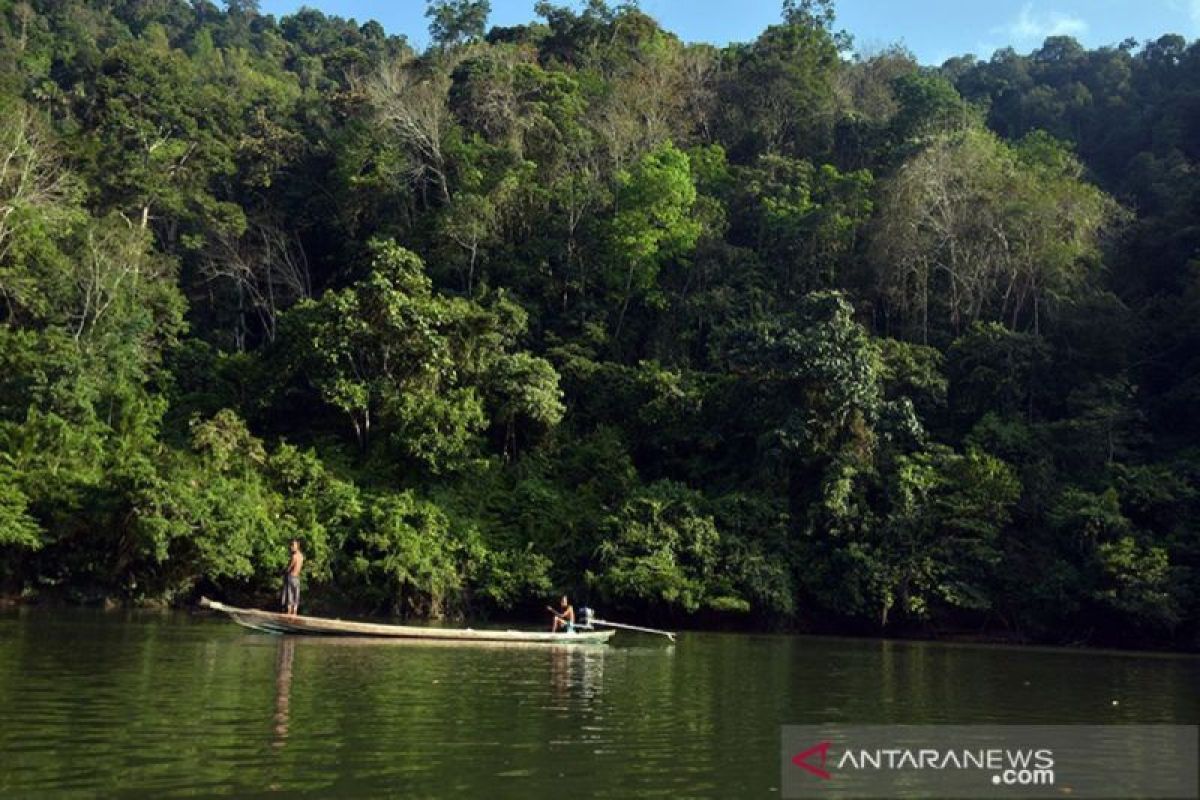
[281,539,304,617]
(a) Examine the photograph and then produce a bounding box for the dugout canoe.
[199,597,616,644]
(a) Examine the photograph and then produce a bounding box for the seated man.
[550,595,575,633]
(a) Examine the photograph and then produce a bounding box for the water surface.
[0,609,1195,797]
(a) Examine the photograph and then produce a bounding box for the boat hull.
[199,598,616,644]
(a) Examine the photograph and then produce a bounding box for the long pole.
[591,619,676,642]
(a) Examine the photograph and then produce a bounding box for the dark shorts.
[281,575,300,609]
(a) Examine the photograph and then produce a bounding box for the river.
[0,609,1196,797]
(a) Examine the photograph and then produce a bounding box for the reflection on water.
[548,645,601,702]
[272,638,294,749]
[0,610,1195,798]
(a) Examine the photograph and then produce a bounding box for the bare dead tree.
[201,220,311,348]
[452,48,526,150]
[0,104,74,314]
[679,45,721,142]
[362,59,454,207]
[69,218,177,345]
[873,130,1118,341]
[73,224,135,341]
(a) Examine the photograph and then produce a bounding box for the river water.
[0,609,1196,797]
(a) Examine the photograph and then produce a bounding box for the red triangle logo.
[792,741,832,780]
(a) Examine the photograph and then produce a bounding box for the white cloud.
[995,3,1089,42]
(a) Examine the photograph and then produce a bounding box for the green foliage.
[281,239,561,471]
[1094,536,1178,629]
[719,18,840,157]
[803,445,1019,627]
[736,154,873,292]
[593,480,722,613]
[0,0,1196,649]
[128,411,291,593]
[343,490,468,616]
[723,291,884,469]
[947,323,1049,424]
[612,143,701,273]
[877,338,947,417]
[608,142,701,334]
[90,38,244,238]
[888,72,975,151]
[0,467,40,550]
[427,0,491,49]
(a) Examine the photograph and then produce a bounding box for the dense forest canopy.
[0,0,1198,648]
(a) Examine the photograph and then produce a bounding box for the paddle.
[589,618,676,642]
[547,605,676,642]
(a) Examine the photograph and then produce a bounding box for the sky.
[258,0,1200,65]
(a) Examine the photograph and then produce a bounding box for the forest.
[0,0,1197,648]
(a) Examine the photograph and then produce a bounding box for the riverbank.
[4,590,1195,654]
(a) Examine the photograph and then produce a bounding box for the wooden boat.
[199,597,616,644]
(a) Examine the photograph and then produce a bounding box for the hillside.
[0,0,1198,648]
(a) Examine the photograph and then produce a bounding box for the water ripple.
[0,612,1196,798]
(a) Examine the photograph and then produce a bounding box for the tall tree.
[90,35,243,241]
[426,0,491,50]
[608,142,701,339]
[872,128,1119,341]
